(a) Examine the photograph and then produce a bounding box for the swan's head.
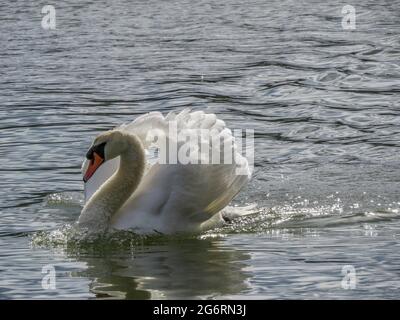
[83,130,127,183]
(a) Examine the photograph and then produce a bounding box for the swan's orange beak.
[83,153,104,183]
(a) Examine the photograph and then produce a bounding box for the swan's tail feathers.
[221,203,259,222]
[200,212,226,232]
[200,204,258,232]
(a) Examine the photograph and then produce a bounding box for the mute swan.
[78,109,252,234]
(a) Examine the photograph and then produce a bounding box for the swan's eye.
[86,142,106,161]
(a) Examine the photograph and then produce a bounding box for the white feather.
[82,109,252,234]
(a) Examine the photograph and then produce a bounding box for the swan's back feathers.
[83,109,251,232]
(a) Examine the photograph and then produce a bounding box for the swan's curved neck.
[79,134,145,232]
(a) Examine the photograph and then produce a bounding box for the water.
[1,0,400,299]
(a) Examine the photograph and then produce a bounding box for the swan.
[78,109,252,235]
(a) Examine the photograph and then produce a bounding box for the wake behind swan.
[78,109,252,235]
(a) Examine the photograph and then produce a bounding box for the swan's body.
[78,109,252,234]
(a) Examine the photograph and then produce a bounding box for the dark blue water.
[1,0,400,299]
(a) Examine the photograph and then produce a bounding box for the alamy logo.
[341,5,356,30]
[41,5,56,30]
[41,264,56,290]
[144,121,254,176]
[341,265,357,289]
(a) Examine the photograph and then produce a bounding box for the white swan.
[78,109,252,234]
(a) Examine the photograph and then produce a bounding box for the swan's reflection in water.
[72,239,250,299]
